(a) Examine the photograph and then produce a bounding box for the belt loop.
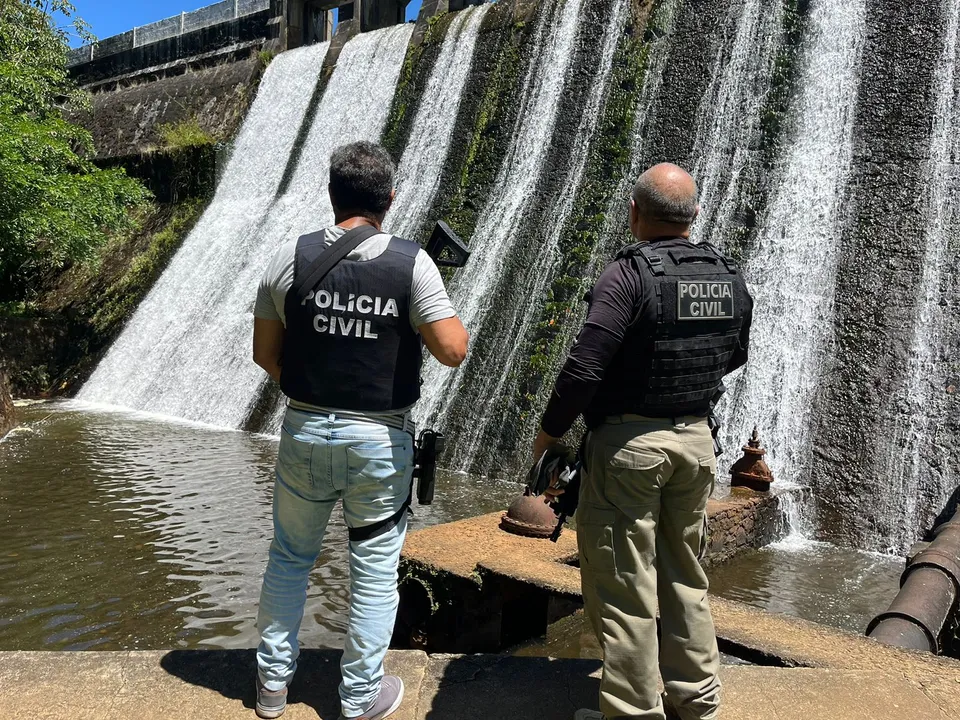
[328,413,336,423]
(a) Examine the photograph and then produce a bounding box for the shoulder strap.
[292,225,381,305]
[387,235,420,259]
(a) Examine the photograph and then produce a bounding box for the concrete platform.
[395,492,780,653]
[1,649,957,719]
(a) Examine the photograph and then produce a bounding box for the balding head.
[630,163,699,240]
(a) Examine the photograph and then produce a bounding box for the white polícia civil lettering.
[382,298,399,317]
[356,295,374,314]
[313,314,329,332]
[314,290,332,309]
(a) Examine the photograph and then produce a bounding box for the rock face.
[0,371,15,438]
[810,0,948,549]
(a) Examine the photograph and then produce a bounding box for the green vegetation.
[0,0,149,301]
[157,117,217,150]
[514,10,651,422]
[257,49,276,69]
[88,199,205,337]
[442,17,528,243]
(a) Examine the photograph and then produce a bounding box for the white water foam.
[718,0,867,535]
[81,26,413,429]
[387,5,491,240]
[416,0,587,428]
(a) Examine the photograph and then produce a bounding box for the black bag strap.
[348,502,410,543]
[293,225,382,305]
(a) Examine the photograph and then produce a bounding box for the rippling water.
[0,404,905,651]
[0,403,522,650]
[707,537,903,633]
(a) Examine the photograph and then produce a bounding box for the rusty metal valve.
[729,426,774,492]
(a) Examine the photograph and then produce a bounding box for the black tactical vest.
[279,231,423,412]
[588,238,748,421]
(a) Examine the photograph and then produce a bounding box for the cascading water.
[878,0,960,552]
[508,0,682,465]
[80,25,414,429]
[416,0,588,430]
[454,0,628,470]
[387,4,491,240]
[718,0,867,523]
[79,43,329,424]
[690,0,783,247]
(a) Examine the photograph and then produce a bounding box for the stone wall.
[69,8,275,87]
[810,0,948,548]
[73,56,263,160]
[703,490,782,567]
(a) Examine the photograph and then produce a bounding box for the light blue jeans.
[257,407,414,718]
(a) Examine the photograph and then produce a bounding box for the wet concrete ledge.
[395,490,781,652]
[1,640,958,718]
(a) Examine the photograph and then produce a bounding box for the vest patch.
[677,281,734,320]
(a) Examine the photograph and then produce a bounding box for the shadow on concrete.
[421,654,602,720]
[160,648,342,718]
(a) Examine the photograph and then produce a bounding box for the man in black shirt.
[536,163,752,720]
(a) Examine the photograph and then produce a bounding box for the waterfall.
[415,0,587,429]
[505,0,682,466]
[454,0,628,470]
[79,43,329,423]
[690,0,783,247]
[879,0,960,551]
[388,4,491,239]
[80,26,413,428]
[718,0,867,499]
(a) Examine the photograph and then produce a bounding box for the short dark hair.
[632,172,699,225]
[329,141,395,216]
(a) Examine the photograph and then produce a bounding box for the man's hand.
[532,428,560,468]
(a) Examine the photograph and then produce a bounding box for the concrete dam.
[73,0,960,557]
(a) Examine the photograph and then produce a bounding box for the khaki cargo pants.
[578,415,721,720]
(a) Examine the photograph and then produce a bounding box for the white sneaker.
[574,711,604,720]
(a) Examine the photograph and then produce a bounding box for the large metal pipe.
[867,507,960,653]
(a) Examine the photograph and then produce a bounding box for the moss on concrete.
[382,12,456,162]
[436,7,534,244]
[513,3,652,424]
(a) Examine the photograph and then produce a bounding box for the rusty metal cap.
[500,494,558,538]
[730,426,774,491]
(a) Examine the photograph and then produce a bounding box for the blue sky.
[67,1,423,46]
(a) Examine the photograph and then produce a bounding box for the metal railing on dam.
[67,0,271,66]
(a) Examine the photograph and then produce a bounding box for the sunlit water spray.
[878,0,960,552]
[416,0,588,428]
[387,4,491,240]
[718,0,867,534]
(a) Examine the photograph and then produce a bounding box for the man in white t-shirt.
[251,141,468,720]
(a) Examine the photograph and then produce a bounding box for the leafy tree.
[0,0,149,301]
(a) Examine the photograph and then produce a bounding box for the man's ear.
[383,188,396,213]
[328,183,337,213]
[693,203,701,220]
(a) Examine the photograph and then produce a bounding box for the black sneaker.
[340,675,405,720]
[256,676,287,719]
